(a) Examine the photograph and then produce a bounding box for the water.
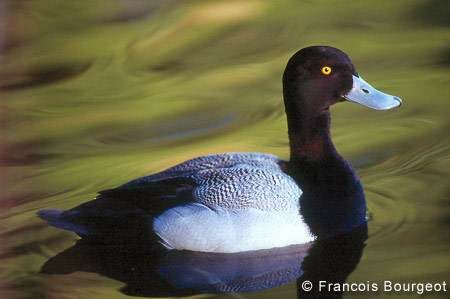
[1,1,449,298]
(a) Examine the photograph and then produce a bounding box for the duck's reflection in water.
[297,224,367,298]
[41,224,367,298]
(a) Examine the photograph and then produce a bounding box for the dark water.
[1,1,449,298]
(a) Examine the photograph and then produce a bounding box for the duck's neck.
[285,100,366,237]
[286,108,336,162]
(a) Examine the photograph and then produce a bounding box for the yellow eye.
[321,66,332,75]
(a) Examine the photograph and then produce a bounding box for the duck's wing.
[108,151,298,212]
[99,177,196,214]
[119,152,281,188]
[94,152,284,212]
[190,165,301,211]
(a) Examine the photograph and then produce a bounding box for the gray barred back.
[122,152,302,212]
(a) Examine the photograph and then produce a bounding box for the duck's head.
[283,46,402,113]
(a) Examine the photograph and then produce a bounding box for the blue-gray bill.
[343,75,402,110]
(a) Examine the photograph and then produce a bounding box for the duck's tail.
[37,209,88,235]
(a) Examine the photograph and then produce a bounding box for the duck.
[37,46,402,253]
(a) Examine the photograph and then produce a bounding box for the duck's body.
[39,152,314,252]
[38,46,401,253]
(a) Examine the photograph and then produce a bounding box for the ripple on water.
[0,63,92,91]
[360,128,449,261]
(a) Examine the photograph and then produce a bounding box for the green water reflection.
[1,1,449,298]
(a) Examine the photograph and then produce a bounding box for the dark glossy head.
[283,46,355,113]
[283,46,402,113]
